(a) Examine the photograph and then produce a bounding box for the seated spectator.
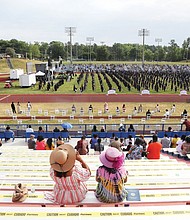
[118,123,125,132]
[36,135,46,150]
[164,109,170,118]
[122,104,126,113]
[181,109,188,118]
[44,144,91,204]
[176,134,186,153]
[146,109,151,119]
[128,124,135,132]
[95,147,127,203]
[38,126,44,132]
[94,138,104,155]
[5,125,14,142]
[116,106,120,115]
[161,134,171,148]
[167,126,173,132]
[147,135,162,159]
[28,134,36,150]
[71,104,76,113]
[75,136,89,155]
[182,119,190,131]
[90,134,98,149]
[53,127,60,132]
[181,136,190,156]
[26,125,34,132]
[132,106,137,115]
[45,138,55,150]
[104,102,109,113]
[155,104,160,112]
[56,136,64,147]
[171,134,180,148]
[88,104,93,113]
[126,138,143,160]
[138,104,143,113]
[100,126,105,132]
[109,133,116,145]
[110,140,122,152]
[92,125,98,132]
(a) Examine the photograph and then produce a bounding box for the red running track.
[0,94,189,103]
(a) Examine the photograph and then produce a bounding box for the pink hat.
[99,147,124,169]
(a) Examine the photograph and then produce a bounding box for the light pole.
[65,27,76,64]
[86,37,94,62]
[138,29,149,65]
[155,38,162,62]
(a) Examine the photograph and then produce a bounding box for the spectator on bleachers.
[71,104,76,114]
[38,126,44,132]
[92,125,98,132]
[100,126,105,132]
[182,119,190,131]
[88,104,93,113]
[26,125,34,132]
[146,135,162,159]
[56,136,64,147]
[94,138,104,155]
[27,134,36,150]
[181,136,190,156]
[53,127,60,132]
[109,133,116,145]
[90,134,98,149]
[126,138,143,160]
[45,138,55,150]
[44,144,91,204]
[95,147,127,203]
[118,123,125,132]
[176,134,186,153]
[4,125,14,142]
[164,109,170,118]
[36,135,46,150]
[171,134,180,148]
[110,140,122,152]
[161,134,171,148]
[75,135,89,155]
[128,124,135,132]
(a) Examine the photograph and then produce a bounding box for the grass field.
[1,101,188,125]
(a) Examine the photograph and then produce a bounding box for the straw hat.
[99,147,124,169]
[50,144,76,172]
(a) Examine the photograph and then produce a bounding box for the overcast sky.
[0,0,190,46]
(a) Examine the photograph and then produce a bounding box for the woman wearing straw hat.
[95,147,128,203]
[44,144,91,204]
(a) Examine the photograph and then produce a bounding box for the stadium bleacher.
[0,137,190,219]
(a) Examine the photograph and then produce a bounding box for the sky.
[0,0,190,47]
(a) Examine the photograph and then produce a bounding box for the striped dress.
[44,164,90,204]
[95,165,128,203]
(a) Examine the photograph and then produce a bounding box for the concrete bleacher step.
[0,205,190,219]
[0,189,190,207]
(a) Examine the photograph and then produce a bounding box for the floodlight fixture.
[65,27,76,64]
[138,29,150,65]
[86,37,94,61]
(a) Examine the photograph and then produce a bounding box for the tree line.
[0,37,190,62]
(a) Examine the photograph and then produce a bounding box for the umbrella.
[61,122,73,129]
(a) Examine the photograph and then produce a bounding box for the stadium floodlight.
[86,37,94,62]
[138,29,150,65]
[65,27,76,64]
[155,38,162,62]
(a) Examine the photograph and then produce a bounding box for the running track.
[0,94,190,103]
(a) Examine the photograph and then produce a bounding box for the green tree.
[5,47,16,57]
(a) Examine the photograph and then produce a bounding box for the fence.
[0,122,184,138]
